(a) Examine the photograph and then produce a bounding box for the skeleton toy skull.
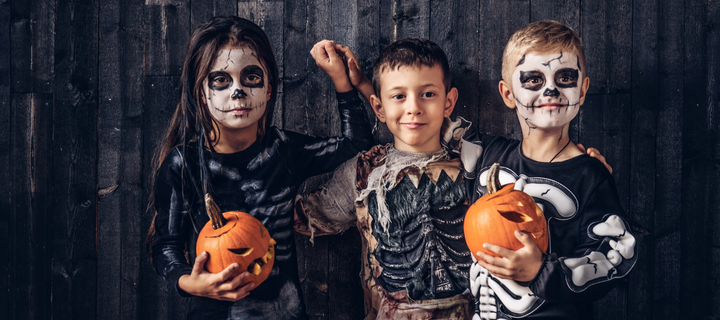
[196,194,276,288]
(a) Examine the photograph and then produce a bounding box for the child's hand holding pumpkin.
[475,230,544,282]
[177,251,255,301]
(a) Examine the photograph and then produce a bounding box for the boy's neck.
[520,127,582,163]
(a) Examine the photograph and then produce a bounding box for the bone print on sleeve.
[531,177,637,303]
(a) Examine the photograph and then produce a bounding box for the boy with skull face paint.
[461,20,638,319]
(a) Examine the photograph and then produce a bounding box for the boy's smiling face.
[502,50,589,130]
[371,65,457,153]
[203,45,271,133]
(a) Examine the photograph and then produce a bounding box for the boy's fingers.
[216,263,239,282]
[482,243,511,259]
[324,41,340,59]
[515,230,538,250]
[191,251,208,274]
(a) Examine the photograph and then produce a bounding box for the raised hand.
[310,40,352,92]
[177,251,256,301]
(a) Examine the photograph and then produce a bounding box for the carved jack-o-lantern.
[196,194,276,288]
[464,163,548,259]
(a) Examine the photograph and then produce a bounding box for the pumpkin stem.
[487,163,502,194]
[205,193,227,229]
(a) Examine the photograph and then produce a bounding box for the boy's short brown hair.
[372,38,451,97]
[502,20,586,86]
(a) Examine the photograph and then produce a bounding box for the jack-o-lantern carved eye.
[464,163,549,259]
[497,210,533,223]
[228,247,254,256]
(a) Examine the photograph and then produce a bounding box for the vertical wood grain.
[51,1,99,319]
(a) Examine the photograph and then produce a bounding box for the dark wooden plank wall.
[2,0,718,319]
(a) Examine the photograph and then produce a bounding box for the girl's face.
[203,45,271,133]
[510,50,586,130]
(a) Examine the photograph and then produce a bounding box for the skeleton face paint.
[204,46,270,133]
[511,51,584,130]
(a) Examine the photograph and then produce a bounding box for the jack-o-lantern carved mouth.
[227,238,277,275]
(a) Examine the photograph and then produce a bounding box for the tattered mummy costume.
[462,135,638,319]
[150,90,372,320]
[295,119,476,319]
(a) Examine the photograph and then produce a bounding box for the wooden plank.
[10,0,31,93]
[283,0,311,134]
[681,0,714,318]
[706,7,720,317]
[145,0,190,76]
[530,0,580,34]
[629,0,661,319]
[0,0,11,316]
[11,0,55,93]
[10,93,54,320]
[582,0,632,95]
[51,1,99,319]
[97,0,145,319]
[191,0,236,28]
[140,75,186,320]
[476,0,528,139]
[431,0,480,129]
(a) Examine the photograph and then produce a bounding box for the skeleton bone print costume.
[150,90,373,320]
[462,135,637,319]
[294,119,477,319]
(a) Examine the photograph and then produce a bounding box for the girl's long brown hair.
[146,16,279,254]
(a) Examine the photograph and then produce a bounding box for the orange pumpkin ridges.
[464,163,548,259]
[196,194,276,289]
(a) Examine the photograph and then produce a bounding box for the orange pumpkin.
[464,163,548,259]
[196,194,276,288]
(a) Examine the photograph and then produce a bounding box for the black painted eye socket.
[241,65,265,88]
[209,71,233,90]
[555,68,579,88]
[519,71,545,91]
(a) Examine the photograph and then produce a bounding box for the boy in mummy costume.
[295,38,476,319]
[461,20,638,319]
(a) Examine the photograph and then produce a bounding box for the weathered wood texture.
[2,1,719,319]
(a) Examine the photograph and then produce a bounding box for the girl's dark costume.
[150,90,373,320]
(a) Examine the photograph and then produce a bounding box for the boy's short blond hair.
[502,20,586,85]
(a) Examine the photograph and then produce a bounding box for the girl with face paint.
[146,16,373,320]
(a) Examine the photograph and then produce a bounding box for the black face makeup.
[203,46,270,131]
[554,68,578,88]
[241,65,265,89]
[510,51,585,130]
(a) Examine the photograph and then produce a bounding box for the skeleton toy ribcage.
[367,169,472,300]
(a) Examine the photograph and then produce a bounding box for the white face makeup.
[204,46,270,133]
[511,51,584,130]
